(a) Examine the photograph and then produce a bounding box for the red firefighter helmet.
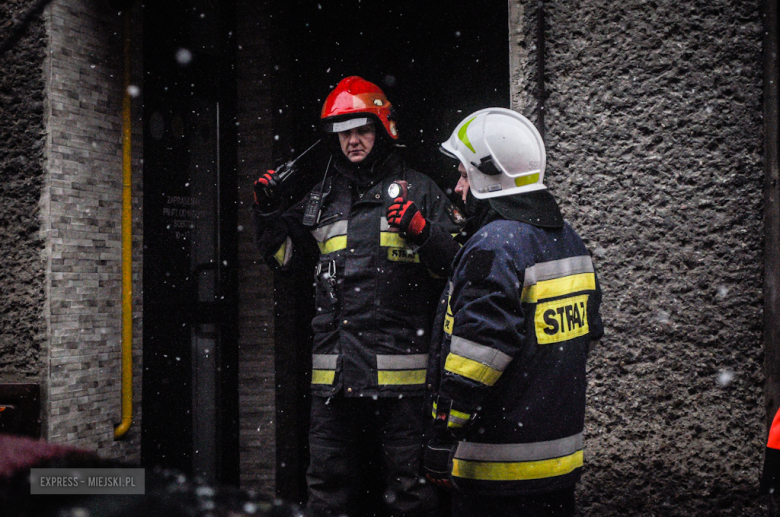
[321,76,399,139]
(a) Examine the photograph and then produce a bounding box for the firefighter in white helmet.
[425,107,604,517]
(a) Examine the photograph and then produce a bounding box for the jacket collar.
[333,149,400,188]
[486,189,564,229]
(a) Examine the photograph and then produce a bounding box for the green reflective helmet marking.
[458,117,477,153]
[515,173,540,187]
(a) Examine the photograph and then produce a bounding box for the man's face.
[338,124,376,163]
[454,162,470,204]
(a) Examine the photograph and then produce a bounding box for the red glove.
[387,198,429,244]
[253,170,281,212]
[253,170,279,202]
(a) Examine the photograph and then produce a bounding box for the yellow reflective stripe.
[451,408,471,421]
[377,369,427,385]
[387,247,420,263]
[514,173,540,187]
[273,241,288,266]
[450,335,512,372]
[447,408,471,428]
[521,273,595,303]
[445,354,502,386]
[380,232,407,248]
[380,226,427,263]
[458,117,477,153]
[444,314,454,335]
[432,400,472,427]
[452,450,583,481]
[311,370,336,384]
[535,294,590,344]
[444,297,454,336]
[318,235,348,254]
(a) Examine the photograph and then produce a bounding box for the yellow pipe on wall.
[115,9,133,440]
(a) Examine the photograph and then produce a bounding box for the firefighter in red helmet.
[320,75,399,140]
[253,76,464,517]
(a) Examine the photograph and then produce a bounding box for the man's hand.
[387,198,429,244]
[253,170,281,212]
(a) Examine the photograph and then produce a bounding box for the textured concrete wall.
[42,0,142,460]
[512,0,766,514]
[236,0,277,493]
[0,1,47,383]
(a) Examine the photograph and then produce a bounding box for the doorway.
[269,0,510,504]
[141,0,239,485]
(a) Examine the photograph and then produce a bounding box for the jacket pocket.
[311,311,337,334]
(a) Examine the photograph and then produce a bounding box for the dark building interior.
[141,0,508,502]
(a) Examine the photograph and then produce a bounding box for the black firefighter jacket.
[428,214,604,496]
[254,152,463,398]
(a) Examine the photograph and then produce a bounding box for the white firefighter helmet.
[440,108,545,199]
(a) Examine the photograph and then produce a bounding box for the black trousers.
[306,395,438,517]
[451,486,576,517]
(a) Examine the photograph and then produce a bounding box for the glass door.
[142,0,238,485]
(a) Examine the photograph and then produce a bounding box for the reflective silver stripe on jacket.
[273,237,293,267]
[312,354,339,369]
[432,400,472,428]
[311,354,338,385]
[454,433,583,462]
[376,354,428,370]
[311,220,348,243]
[448,411,470,428]
[450,336,513,373]
[376,354,428,385]
[523,256,594,287]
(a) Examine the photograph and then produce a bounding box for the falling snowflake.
[175,48,193,65]
[717,369,735,387]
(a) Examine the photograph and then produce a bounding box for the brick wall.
[235,1,277,493]
[42,0,142,461]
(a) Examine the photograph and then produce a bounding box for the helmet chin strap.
[465,189,488,218]
[471,156,503,176]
